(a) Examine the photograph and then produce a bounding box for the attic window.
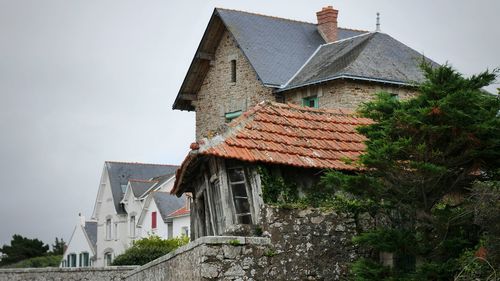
[225,110,242,122]
[230,59,237,82]
[302,96,318,108]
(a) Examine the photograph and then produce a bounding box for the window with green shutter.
[302,96,318,108]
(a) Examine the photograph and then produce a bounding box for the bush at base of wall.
[112,236,188,266]
[1,255,62,268]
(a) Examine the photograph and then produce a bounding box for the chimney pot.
[316,6,339,43]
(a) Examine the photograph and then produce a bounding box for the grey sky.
[0,0,498,247]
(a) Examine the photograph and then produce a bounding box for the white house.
[137,191,187,239]
[61,215,97,268]
[167,201,191,238]
[90,161,179,266]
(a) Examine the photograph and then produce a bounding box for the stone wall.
[0,266,137,281]
[259,206,359,280]
[194,30,274,140]
[284,79,418,109]
[124,236,272,281]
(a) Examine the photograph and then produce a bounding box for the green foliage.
[324,64,500,280]
[259,166,299,204]
[0,234,49,266]
[264,248,277,257]
[3,255,62,268]
[112,235,189,266]
[51,237,66,255]
[228,239,241,246]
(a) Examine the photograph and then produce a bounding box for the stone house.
[173,6,436,140]
[171,101,372,239]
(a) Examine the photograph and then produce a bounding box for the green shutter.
[302,96,318,108]
[225,110,242,121]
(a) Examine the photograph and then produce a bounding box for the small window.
[68,253,77,267]
[104,252,112,266]
[181,226,189,237]
[302,96,318,108]
[114,223,118,240]
[225,110,242,122]
[106,219,111,240]
[80,252,89,267]
[130,216,136,237]
[152,211,157,229]
[230,59,236,82]
[227,167,252,224]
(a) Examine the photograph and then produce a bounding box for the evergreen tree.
[323,64,500,280]
[51,237,66,255]
[0,234,49,266]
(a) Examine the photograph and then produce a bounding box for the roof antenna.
[376,12,381,32]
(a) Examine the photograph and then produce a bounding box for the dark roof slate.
[129,180,157,198]
[217,8,366,87]
[105,162,179,214]
[83,221,97,250]
[152,192,185,222]
[283,32,438,90]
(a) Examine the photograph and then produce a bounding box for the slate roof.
[172,101,372,195]
[129,179,158,198]
[168,206,190,218]
[282,32,438,90]
[173,8,368,110]
[217,8,366,87]
[83,221,97,250]
[105,162,179,214]
[152,192,185,222]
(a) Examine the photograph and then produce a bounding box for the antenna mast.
[376,12,381,32]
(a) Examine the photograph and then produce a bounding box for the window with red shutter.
[152,211,157,229]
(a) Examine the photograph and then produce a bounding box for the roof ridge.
[269,102,356,116]
[215,7,369,32]
[129,179,158,183]
[105,161,179,167]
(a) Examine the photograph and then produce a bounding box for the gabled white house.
[167,200,191,238]
[61,215,97,268]
[137,191,186,239]
[90,161,179,266]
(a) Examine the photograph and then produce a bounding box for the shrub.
[4,255,62,268]
[112,235,189,266]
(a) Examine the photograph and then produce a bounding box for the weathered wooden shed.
[171,101,371,239]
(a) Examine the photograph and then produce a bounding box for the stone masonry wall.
[124,236,272,281]
[194,30,274,140]
[0,266,137,281]
[284,79,418,110]
[259,206,359,280]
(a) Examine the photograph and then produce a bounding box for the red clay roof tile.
[172,101,373,195]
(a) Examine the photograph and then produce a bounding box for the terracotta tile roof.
[168,206,190,218]
[200,101,372,170]
[172,101,372,195]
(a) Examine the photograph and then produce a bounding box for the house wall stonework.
[194,31,274,140]
[259,206,358,280]
[284,79,418,109]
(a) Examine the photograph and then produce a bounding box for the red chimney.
[316,6,339,43]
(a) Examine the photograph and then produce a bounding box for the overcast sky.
[0,0,498,247]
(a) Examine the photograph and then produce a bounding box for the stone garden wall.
[259,206,359,280]
[0,207,358,281]
[0,266,137,281]
[124,236,272,281]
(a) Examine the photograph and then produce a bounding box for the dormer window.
[302,96,318,108]
[230,59,237,82]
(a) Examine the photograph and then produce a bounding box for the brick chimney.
[316,6,339,43]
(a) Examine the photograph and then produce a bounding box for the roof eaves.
[277,74,416,93]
